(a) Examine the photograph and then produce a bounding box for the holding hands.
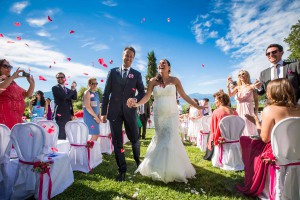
[127,98,138,108]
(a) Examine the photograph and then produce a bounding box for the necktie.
[122,68,128,80]
[63,86,67,94]
[274,64,279,79]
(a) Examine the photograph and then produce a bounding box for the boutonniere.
[128,74,134,78]
[288,70,293,74]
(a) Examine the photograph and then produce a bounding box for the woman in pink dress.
[0,59,35,129]
[237,78,300,197]
[227,70,258,136]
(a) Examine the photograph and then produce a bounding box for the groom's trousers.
[109,112,141,173]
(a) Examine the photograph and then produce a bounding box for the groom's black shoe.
[136,160,141,168]
[115,172,126,182]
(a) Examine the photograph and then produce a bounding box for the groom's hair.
[124,46,135,56]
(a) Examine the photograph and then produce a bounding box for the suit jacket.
[52,84,77,120]
[257,61,300,101]
[101,67,145,120]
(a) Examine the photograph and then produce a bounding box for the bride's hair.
[156,59,171,85]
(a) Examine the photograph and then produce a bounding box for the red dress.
[207,108,238,150]
[0,81,26,129]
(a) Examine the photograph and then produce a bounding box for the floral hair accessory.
[86,140,94,148]
[32,161,53,174]
[128,74,134,79]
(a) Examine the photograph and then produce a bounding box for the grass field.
[54,129,257,200]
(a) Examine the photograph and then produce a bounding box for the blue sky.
[0,0,299,96]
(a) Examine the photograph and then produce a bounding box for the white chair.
[261,117,300,200]
[10,123,74,200]
[66,121,102,173]
[211,115,245,171]
[0,124,14,200]
[31,117,47,123]
[36,120,60,154]
[99,121,114,154]
[197,115,211,152]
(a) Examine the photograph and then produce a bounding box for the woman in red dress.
[0,59,35,129]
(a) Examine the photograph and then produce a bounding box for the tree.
[284,20,300,61]
[73,86,103,112]
[145,51,157,86]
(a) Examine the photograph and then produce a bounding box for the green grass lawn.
[54,129,257,200]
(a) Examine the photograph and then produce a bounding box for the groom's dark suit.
[257,61,300,101]
[101,67,145,173]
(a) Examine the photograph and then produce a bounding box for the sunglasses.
[1,64,13,69]
[238,73,246,77]
[91,82,98,85]
[266,50,278,56]
[56,76,65,79]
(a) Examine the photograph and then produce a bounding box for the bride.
[127,59,204,183]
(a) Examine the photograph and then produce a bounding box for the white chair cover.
[147,113,155,128]
[10,123,74,200]
[197,115,211,152]
[31,117,47,123]
[99,121,114,154]
[0,124,13,200]
[36,120,59,154]
[66,121,102,173]
[211,115,245,171]
[264,117,300,200]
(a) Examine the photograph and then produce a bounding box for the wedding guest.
[200,98,212,116]
[254,44,300,102]
[227,70,258,136]
[29,90,48,120]
[177,99,183,115]
[83,77,101,141]
[237,78,300,197]
[0,59,35,129]
[187,98,202,144]
[207,91,238,151]
[52,72,77,139]
[46,98,52,120]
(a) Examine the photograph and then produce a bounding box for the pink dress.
[236,87,258,136]
[0,81,26,129]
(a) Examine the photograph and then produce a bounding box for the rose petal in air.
[103,63,108,68]
[98,58,104,65]
[16,36,21,40]
[0,34,4,37]
[39,76,47,81]
[202,64,205,67]
[25,43,29,47]
[109,59,113,64]
[57,114,61,117]
[14,22,21,26]
[167,18,170,22]
[91,125,95,129]
[49,65,52,68]
[67,58,71,61]
[100,79,104,82]
[69,30,75,34]
[48,16,53,22]
[83,73,88,76]
[121,149,125,153]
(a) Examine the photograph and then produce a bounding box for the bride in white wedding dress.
[127,59,205,183]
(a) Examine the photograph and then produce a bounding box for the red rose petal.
[16,36,21,40]
[49,65,52,68]
[91,125,94,129]
[29,133,33,137]
[109,59,113,64]
[57,114,61,117]
[103,63,108,68]
[67,58,71,61]
[14,22,21,26]
[202,64,205,67]
[48,16,52,22]
[132,88,136,91]
[51,147,58,152]
[121,149,125,153]
[98,58,104,65]
[69,30,75,34]
[39,76,47,81]
[0,34,4,37]
[83,73,88,75]
[100,79,104,82]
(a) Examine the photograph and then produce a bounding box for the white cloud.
[90,44,109,51]
[102,0,118,7]
[214,0,300,79]
[209,31,218,38]
[130,44,146,71]
[0,37,107,91]
[10,1,29,14]
[36,30,51,37]
[26,18,48,27]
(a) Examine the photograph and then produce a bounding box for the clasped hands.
[127,98,138,108]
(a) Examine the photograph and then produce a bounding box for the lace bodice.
[153,85,178,116]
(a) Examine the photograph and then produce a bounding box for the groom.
[101,46,145,182]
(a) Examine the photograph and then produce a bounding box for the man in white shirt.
[254,44,300,102]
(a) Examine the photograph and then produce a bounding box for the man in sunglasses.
[254,44,300,102]
[52,72,77,139]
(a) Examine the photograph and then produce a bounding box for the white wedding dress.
[135,85,196,183]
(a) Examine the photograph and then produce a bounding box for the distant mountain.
[44,91,54,100]
[179,93,237,105]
